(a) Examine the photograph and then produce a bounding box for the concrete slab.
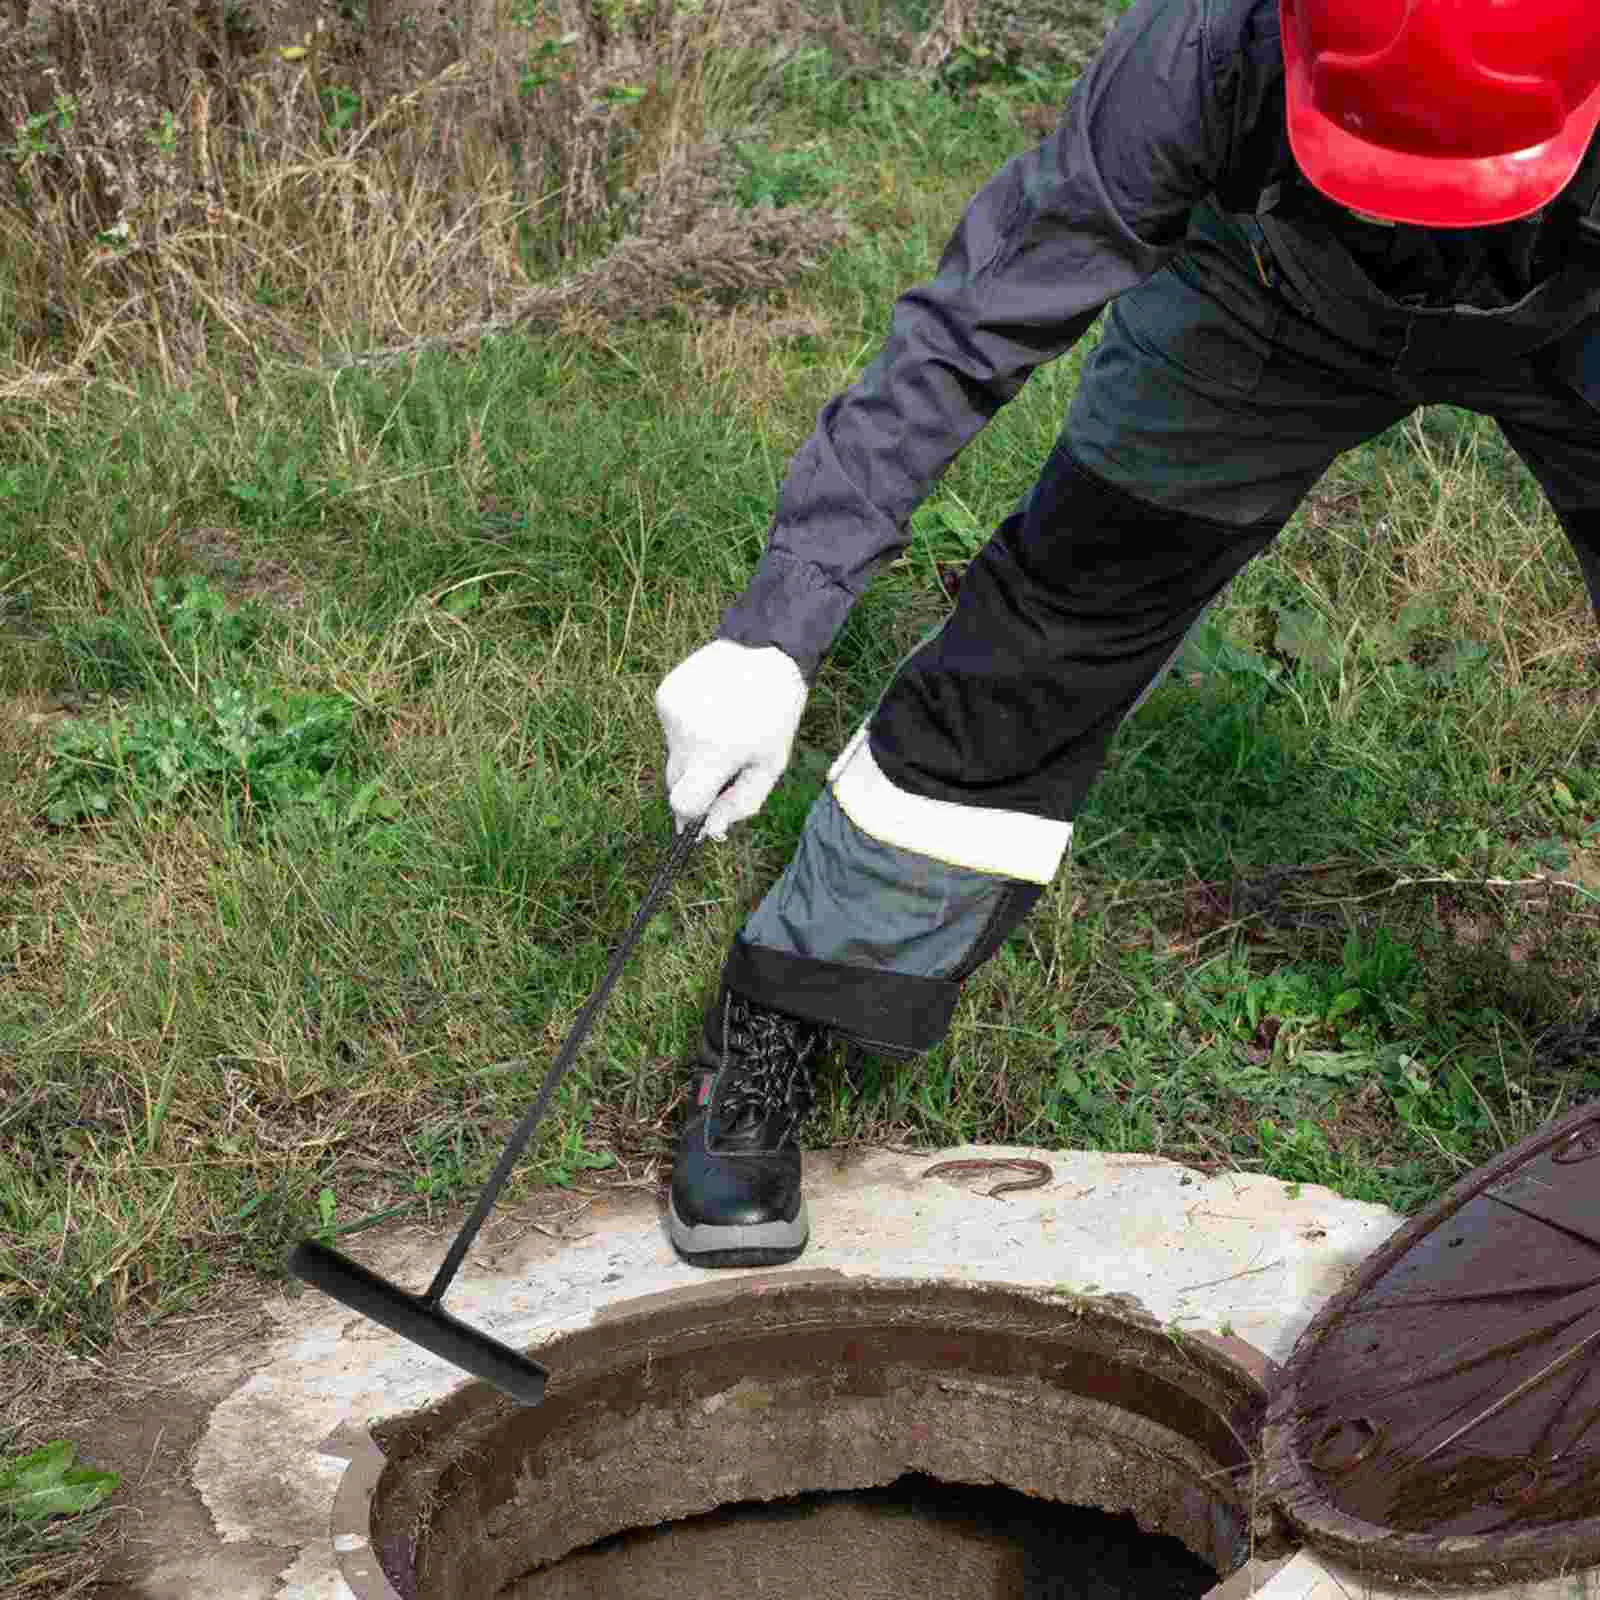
[151,1145,1597,1600]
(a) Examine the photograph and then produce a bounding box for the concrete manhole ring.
[331,1273,1276,1599]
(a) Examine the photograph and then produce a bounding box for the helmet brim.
[1283,41,1600,227]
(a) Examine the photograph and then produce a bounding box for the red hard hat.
[1280,0,1600,227]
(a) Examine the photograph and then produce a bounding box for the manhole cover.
[362,1276,1269,1600]
[1264,1101,1600,1585]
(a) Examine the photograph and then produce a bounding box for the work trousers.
[720,204,1600,1059]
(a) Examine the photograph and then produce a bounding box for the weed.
[44,682,358,827]
[0,1435,118,1593]
[152,578,266,658]
[0,1439,117,1522]
[47,576,267,697]
[543,1128,620,1187]
[733,139,843,208]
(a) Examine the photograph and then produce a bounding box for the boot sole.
[667,1193,809,1268]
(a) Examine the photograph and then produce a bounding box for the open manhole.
[343,1104,1600,1597]
[499,1475,1223,1598]
[357,1276,1269,1599]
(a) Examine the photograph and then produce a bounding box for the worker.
[653,0,1600,1267]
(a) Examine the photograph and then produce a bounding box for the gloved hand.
[655,639,808,840]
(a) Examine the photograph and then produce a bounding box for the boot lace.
[718,997,824,1132]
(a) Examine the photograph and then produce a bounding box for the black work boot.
[668,989,828,1267]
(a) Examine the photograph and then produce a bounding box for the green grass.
[4,21,1600,1419]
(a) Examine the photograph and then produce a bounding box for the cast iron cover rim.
[1261,1099,1600,1585]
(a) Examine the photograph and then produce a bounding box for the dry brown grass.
[911,0,978,70]
[0,0,875,396]
[914,0,1116,79]
[327,142,852,367]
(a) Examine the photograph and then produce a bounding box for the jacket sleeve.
[717,0,1247,679]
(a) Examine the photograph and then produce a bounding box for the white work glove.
[655,639,808,840]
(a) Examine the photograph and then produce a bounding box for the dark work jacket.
[717,0,1600,679]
